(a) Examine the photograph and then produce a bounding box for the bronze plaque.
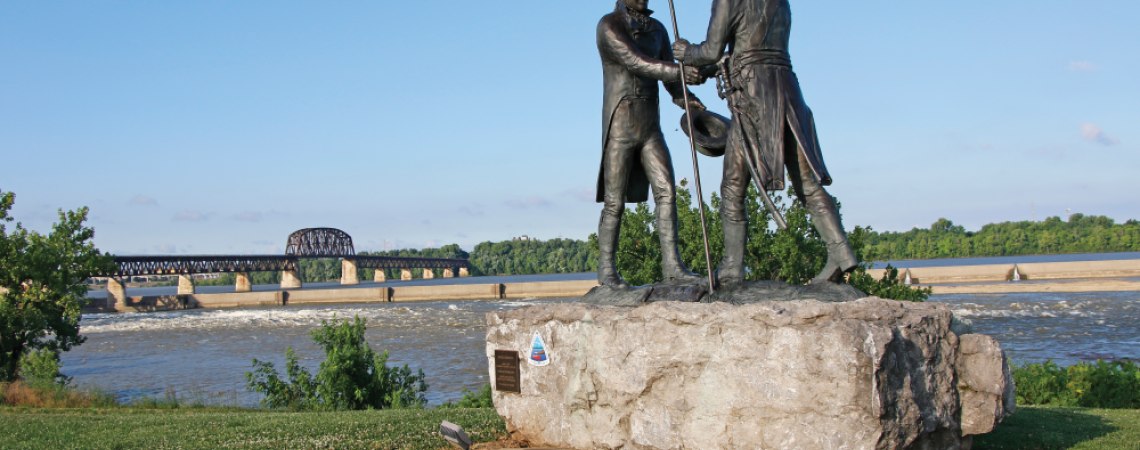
[494,350,521,393]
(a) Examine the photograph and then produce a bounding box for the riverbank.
[1,405,1137,450]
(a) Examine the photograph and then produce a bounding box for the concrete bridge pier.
[459,267,469,277]
[341,258,359,285]
[374,269,387,283]
[235,272,252,292]
[423,268,435,279]
[281,269,303,289]
[106,277,127,311]
[443,268,454,278]
[401,269,412,281]
[177,275,195,295]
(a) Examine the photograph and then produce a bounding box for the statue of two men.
[595,0,857,287]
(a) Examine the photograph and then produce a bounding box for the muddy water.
[63,298,573,406]
[935,291,1140,365]
[61,291,1140,407]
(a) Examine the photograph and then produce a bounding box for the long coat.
[680,0,831,191]
[595,4,689,203]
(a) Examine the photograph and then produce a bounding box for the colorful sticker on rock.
[528,332,550,366]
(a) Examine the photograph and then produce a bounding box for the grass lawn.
[0,406,505,450]
[973,406,1140,450]
[2,405,1138,450]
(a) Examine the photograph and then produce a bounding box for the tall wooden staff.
[664,0,715,292]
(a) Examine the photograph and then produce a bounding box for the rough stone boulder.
[956,334,1017,436]
[485,298,1014,450]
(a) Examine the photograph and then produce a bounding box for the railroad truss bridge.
[103,228,470,293]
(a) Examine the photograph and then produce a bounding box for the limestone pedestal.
[374,269,387,283]
[485,299,1014,450]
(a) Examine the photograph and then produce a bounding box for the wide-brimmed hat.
[680,110,730,157]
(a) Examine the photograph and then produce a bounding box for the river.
[61,288,1139,407]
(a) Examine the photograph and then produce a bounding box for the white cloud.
[506,196,553,208]
[1068,61,1099,72]
[128,195,158,206]
[234,211,261,222]
[154,244,178,253]
[173,210,210,221]
[1080,123,1120,146]
[459,205,485,216]
[562,188,596,202]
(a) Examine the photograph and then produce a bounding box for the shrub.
[246,315,428,410]
[1014,359,1140,409]
[18,349,71,388]
[438,384,493,409]
[847,264,932,302]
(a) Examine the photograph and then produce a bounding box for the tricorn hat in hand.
[680,110,731,157]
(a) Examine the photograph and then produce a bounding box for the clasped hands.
[674,39,705,86]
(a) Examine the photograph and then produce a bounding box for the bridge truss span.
[110,255,297,277]
[104,227,469,278]
[285,228,355,257]
[352,256,469,270]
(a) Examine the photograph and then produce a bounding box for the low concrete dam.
[83,258,1140,313]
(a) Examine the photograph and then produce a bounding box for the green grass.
[0,406,506,450]
[3,405,1138,450]
[974,406,1140,450]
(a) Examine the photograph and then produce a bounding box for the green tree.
[588,185,930,301]
[245,315,428,410]
[0,191,114,382]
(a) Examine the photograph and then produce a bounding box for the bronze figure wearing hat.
[673,0,857,285]
[595,0,708,287]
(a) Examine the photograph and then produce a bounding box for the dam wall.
[82,259,1140,313]
[864,259,1140,285]
[83,279,601,313]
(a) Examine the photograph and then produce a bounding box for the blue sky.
[2,1,1136,255]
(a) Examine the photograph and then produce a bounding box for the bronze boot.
[658,218,701,284]
[713,219,747,287]
[807,192,857,284]
[597,210,628,287]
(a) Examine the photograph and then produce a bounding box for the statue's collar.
[617,3,655,30]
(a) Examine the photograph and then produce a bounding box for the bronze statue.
[595,0,708,287]
[673,0,857,285]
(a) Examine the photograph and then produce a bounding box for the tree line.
[863,214,1140,261]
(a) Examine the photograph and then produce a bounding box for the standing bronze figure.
[673,0,857,285]
[596,0,707,287]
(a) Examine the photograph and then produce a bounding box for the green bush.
[438,384,493,409]
[1014,359,1140,409]
[18,349,71,388]
[245,316,428,410]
